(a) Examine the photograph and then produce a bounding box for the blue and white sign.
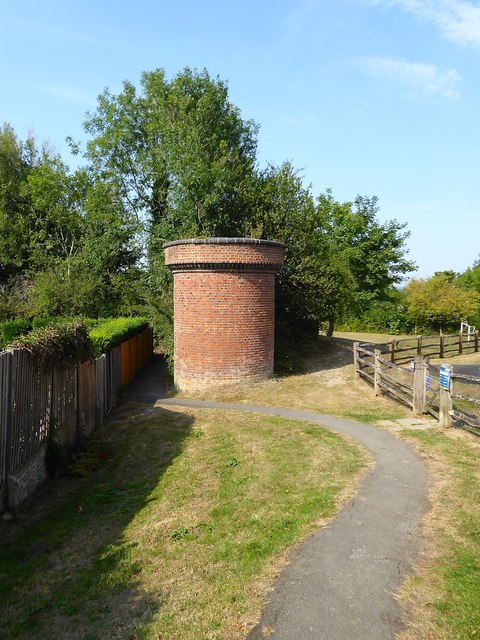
[439,365,452,390]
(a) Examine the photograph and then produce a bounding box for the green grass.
[0,404,367,640]
[397,428,480,640]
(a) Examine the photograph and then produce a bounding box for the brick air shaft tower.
[163,238,285,391]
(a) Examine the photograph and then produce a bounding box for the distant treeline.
[1,68,478,359]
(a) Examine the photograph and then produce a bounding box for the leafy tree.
[325,193,416,313]
[0,123,141,319]
[0,125,86,278]
[28,178,141,318]
[405,273,480,333]
[458,258,480,326]
[79,67,260,345]
[352,291,411,334]
[253,163,354,337]
[81,67,259,240]
[0,123,38,280]
[458,259,480,294]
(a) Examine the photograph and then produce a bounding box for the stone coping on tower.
[163,237,285,272]
[163,237,285,248]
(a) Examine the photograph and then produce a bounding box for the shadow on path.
[126,353,169,402]
[0,362,193,639]
[124,353,429,639]
[156,397,429,640]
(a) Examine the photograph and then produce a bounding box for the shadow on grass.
[0,401,194,640]
[274,335,354,377]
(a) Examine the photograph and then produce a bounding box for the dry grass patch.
[332,331,410,344]
[430,351,480,367]
[0,404,367,640]
[181,339,410,425]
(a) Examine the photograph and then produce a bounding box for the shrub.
[10,320,93,367]
[0,318,32,350]
[32,316,99,331]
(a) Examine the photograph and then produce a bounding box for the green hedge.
[32,316,99,331]
[89,317,149,358]
[2,316,150,361]
[0,319,32,350]
[10,321,94,367]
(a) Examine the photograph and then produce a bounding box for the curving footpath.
[155,397,429,640]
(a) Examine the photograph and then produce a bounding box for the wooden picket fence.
[0,327,153,510]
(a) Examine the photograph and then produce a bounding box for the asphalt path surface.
[453,364,480,377]
[128,356,429,640]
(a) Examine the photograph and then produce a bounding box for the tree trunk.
[326,318,334,337]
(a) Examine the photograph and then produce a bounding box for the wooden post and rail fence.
[386,331,479,365]
[354,336,480,436]
[0,327,153,511]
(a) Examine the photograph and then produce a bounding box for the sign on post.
[439,364,452,390]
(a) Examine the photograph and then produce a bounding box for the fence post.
[417,335,423,355]
[413,354,425,415]
[458,332,463,355]
[439,365,453,428]
[353,342,360,378]
[374,349,382,396]
[439,333,444,359]
[390,340,396,363]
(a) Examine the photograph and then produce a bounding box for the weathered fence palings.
[0,351,11,507]
[0,326,153,511]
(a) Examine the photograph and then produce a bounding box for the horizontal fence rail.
[354,341,480,436]
[0,326,153,511]
[375,355,415,410]
[387,332,479,365]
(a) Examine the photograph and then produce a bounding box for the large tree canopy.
[405,273,480,333]
[81,67,259,241]
[0,124,139,319]
[1,66,418,354]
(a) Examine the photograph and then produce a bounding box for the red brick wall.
[164,239,285,391]
[164,240,285,269]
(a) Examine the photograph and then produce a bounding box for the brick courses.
[164,238,285,391]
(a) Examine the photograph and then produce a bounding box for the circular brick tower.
[163,237,285,391]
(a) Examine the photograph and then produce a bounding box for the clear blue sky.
[1,0,479,279]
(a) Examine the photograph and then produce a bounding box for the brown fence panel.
[121,340,131,387]
[355,344,375,384]
[104,351,113,414]
[78,360,96,439]
[389,333,478,364]
[104,348,121,413]
[0,351,12,508]
[130,335,137,379]
[1,325,154,509]
[377,357,415,409]
[95,355,106,427]
[120,328,153,388]
[51,365,77,451]
[9,349,51,475]
[111,346,122,401]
